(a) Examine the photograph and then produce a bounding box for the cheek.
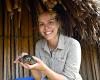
[39,27,42,32]
[39,27,44,35]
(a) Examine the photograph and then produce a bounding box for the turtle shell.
[18,55,36,65]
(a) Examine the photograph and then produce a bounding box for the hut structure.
[0,0,100,80]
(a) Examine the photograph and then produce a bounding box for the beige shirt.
[35,34,82,80]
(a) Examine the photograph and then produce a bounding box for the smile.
[45,31,52,35]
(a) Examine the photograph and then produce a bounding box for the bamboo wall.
[0,2,100,80]
[0,5,38,80]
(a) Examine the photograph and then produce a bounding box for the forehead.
[38,12,56,22]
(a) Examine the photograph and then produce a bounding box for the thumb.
[21,52,28,56]
[32,56,42,63]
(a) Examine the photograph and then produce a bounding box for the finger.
[21,52,28,56]
[14,60,20,63]
[14,56,22,63]
[19,62,30,69]
[32,56,41,62]
[24,63,39,69]
[20,63,38,70]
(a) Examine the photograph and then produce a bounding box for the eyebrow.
[48,17,56,21]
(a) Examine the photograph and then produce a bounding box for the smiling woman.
[15,10,82,80]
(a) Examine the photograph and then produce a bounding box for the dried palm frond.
[60,0,100,44]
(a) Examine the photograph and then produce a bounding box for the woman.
[15,10,82,80]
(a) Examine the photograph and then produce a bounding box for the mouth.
[45,31,52,35]
[44,31,53,37]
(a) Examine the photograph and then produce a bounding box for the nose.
[44,23,50,30]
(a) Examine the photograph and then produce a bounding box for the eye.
[39,23,44,27]
[48,20,54,25]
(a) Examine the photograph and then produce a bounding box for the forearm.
[43,66,66,80]
[31,70,41,80]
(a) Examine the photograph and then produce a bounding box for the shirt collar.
[44,40,50,54]
[57,34,65,50]
[43,34,65,53]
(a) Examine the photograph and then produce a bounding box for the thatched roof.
[5,0,100,45]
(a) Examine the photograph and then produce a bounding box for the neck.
[47,34,59,49]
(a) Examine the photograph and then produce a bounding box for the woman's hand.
[20,56,47,71]
[14,52,47,71]
[14,52,44,80]
[14,52,28,63]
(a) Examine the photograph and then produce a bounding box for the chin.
[45,36,55,41]
[45,38,52,40]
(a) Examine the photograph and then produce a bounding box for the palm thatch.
[24,0,100,44]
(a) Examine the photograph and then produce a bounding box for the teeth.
[45,32,52,35]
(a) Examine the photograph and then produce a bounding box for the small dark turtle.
[18,55,36,65]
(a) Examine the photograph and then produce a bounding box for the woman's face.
[38,12,60,41]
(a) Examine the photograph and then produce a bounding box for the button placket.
[51,51,56,71]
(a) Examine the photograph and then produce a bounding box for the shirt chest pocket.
[52,57,65,73]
